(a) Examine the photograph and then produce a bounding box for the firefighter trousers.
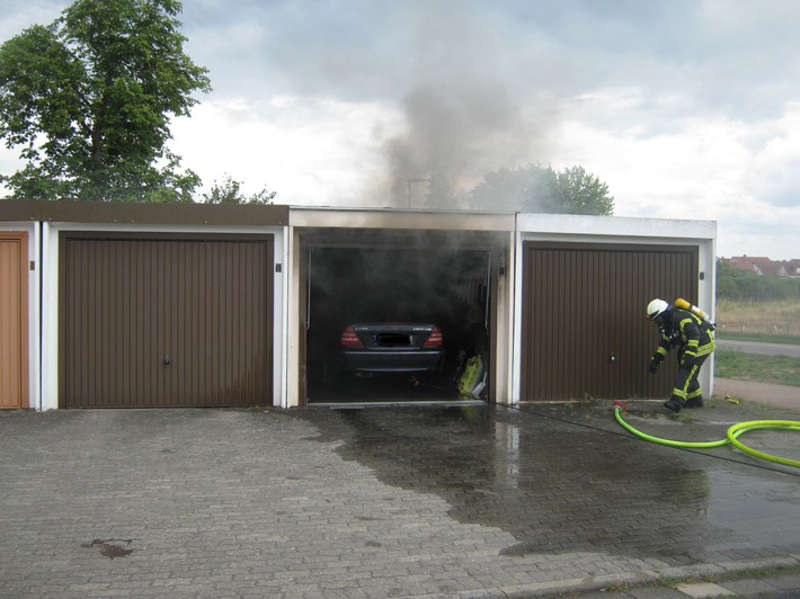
[670,353,710,404]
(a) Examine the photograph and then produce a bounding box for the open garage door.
[521,242,698,401]
[60,233,273,408]
[301,230,497,405]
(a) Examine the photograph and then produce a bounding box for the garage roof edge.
[289,206,516,231]
[516,213,716,240]
[0,199,289,226]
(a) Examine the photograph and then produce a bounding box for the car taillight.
[424,326,443,347]
[340,326,364,347]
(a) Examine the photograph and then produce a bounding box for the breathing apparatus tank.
[674,297,715,329]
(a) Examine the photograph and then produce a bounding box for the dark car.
[340,322,445,373]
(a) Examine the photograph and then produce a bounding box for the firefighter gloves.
[648,352,663,374]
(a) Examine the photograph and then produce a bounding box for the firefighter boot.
[685,396,704,408]
[664,397,684,413]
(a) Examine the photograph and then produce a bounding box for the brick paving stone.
[721,578,780,595]
[571,592,632,599]
[627,587,688,599]
[768,573,800,590]
[1,404,799,599]
[674,582,736,597]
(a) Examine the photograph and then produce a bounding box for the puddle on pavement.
[301,405,799,563]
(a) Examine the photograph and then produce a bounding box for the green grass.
[716,330,800,345]
[714,349,800,387]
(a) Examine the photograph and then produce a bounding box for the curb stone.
[674,582,735,597]
[405,555,800,598]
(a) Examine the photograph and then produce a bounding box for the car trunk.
[355,324,435,350]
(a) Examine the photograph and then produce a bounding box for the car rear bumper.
[342,350,445,373]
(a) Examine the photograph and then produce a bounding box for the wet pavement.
[309,401,799,563]
[0,398,798,598]
[308,371,469,404]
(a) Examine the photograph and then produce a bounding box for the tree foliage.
[202,174,277,205]
[0,0,210,201]
[554,165,615,215]
[716,260,800,301]
[469,164,614,215]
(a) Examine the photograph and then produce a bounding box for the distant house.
[722,256,800,277]
[783,259,800,277]
[723,256,779,276]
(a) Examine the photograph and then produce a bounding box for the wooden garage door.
[0,232,28,409]
[521,242,698,401]
[60,234,273,408]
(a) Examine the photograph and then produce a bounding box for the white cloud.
[170,96,404,206]
[744,102,800,208]
[550,90,800,259]
[0,1,66,40]
[0,148,20,197]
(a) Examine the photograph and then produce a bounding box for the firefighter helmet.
[646,298,669,320]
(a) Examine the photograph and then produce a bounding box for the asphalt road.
[716,338,800,357]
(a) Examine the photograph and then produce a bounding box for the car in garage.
[340,322,445,374]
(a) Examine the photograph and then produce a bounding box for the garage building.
[1,201,287,410]
[286,208,516,407]
[513,214,716,403]
[0,200,716,410]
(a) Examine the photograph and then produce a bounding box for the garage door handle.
[163,356,171,366]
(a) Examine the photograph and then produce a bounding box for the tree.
[469,164,614,215]
[554,165,614,215]
[716,259,800,301]
[202,174,277,205]
[0,0,210,202]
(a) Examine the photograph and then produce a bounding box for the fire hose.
[613,402,800,468]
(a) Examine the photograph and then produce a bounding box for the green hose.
[727,420,800,468]
[614,406,800,468]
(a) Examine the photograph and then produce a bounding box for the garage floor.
[1,400,798,598]
[308,372,471,404]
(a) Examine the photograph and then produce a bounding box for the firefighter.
[646,298,715,413]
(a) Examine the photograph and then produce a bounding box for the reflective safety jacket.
[654,307,715,362]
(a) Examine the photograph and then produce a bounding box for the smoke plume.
[381,78,560,209]
[385,81,537,208]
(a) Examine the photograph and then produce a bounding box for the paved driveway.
[1,401,798,598]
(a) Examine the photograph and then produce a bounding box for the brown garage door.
[521,242,698,401]
[0,232,28,409]
[60,234,273,408]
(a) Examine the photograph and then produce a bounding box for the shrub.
[716,260,800,301]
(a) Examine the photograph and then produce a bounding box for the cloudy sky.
[2,1,800,259]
